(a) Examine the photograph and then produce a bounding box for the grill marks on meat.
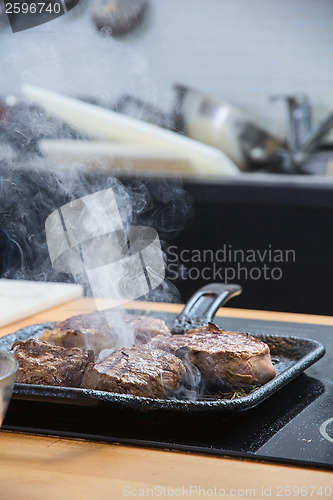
[81,345,185,398]
[149,324,276,387]
[40,310,170,356]
[11,339,94,387]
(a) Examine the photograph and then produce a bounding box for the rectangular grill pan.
[0,284,325,415]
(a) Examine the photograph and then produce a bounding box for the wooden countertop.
[0,299,332,500]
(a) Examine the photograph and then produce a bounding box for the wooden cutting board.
[0,280,83,328]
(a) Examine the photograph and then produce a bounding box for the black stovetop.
[3,316,333,470]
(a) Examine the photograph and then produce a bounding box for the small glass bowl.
[0,350,18,427]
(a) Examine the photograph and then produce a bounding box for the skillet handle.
[172,283,242,334]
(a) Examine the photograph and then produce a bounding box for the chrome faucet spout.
[271,93,333,168]
[271,93,312,153]
[300,112,333,155]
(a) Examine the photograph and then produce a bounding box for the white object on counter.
[186,105,247,168]
[22,85,240,176]
[0,280,83,328]
[38,139,195,174]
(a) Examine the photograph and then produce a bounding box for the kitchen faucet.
[272,93,333,169]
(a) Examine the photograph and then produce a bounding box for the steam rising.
[0,64,194,358]
[0,159,193,359]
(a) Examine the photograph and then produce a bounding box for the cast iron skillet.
[0,283,325,414]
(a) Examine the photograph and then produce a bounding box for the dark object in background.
[5,1,66,33]
[91,0,148,36]
[3,1,82,33]
[0,3,6,21]
[64,0,81,11]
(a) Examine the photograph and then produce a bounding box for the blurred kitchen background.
[0,0,332,140]
[1,0,333,315]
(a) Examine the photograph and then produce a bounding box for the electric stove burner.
[320,417,333,444]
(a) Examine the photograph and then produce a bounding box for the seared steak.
[11,338,94,387]
[123,314,171,344]
[40,310,170,356]
[149,324,276,387]
[81,344,185,398]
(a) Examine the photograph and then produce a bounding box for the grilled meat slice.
[11,338,94,387]
[81,344,185,398]
[123,314,171,344]
[40,310,170,356]
[149,324,276,387]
